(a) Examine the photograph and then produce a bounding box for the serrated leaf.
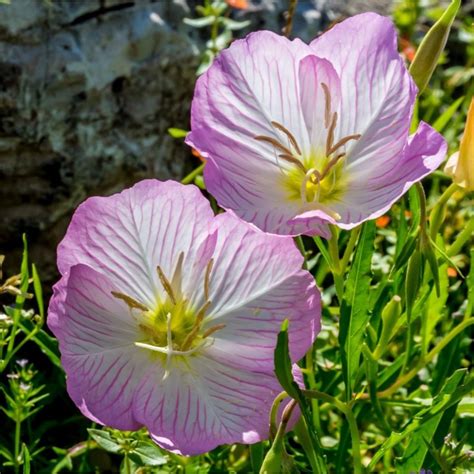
[129,441,167,466]
[340,221,376,397]
[87,429,122,454]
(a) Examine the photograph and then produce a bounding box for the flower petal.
[56,180,214,308]
[49,264,151,430]
[310,13,417,178]
[133,354,288,455]
[299,55,341,152]
[331,122,446,227]
[187,31,315,235]
[194,212,320,368]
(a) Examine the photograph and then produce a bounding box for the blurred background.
[0,0,472,290]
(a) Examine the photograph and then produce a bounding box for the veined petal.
[133,354,290,455]
[299,55,341,152]
[331,122,446,228]
[49,264,150,430]
[310,13,418,178]
[56,180,214,308]
[187,30,315,235]
[193,212,320,367]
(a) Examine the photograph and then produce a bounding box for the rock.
[0,0,392,287]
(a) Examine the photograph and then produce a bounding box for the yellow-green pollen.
[111,253,223,379]
[255,82,361,220]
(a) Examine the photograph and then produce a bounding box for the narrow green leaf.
[22,444,31,474]
[87,429,122,454]
[368,370,473,470]
[274,322,328,473]
[31,264,44,320]
[340,221,376,398]
[397,369,467,472]
[183,16,216,28]
[18,321,61,368]
[433,96,464,132]
[250,443,264,473]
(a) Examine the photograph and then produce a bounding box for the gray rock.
[0,0,392,285]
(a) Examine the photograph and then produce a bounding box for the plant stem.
[364,317,474,399]
[447,216,474,257]
[340,226,361,272]
[295,236,308,269]
[268,391,288,439]
[302,390,362,474]
[432,182,459,209]
[328,226,344,301]
[181,163,205,185]
[14,416,21,474]
[283,0,298,37]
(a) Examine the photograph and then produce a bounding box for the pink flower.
[187,13,447,237]
[47,180,320,455]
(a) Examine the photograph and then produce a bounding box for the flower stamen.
[271,120,302,155]
[320,82,332,129]
[111,291,149,311]
[204,258,214,301]
[157,265,177,305]
[327,134,362,157]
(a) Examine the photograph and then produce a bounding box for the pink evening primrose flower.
[186,13,447,238]
[47,180,320,455]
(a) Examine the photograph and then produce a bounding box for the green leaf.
[87,429,122,454]
[167,127,189,138]
[18,322,61,368]
[183,16,216,28]
[339,221,376,397]
[368,370,473,470]
[250,442,264,473]
[433,96,464,132]
[274,321,328,473]
[220,17,251,30]
[15,234,30,313]
[22,444,31,474]
[31,264,44,320]
[128,441,167,466]
[397,369,467,472]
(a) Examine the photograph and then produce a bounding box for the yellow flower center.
[254,82,361,219]
[111,254,223,378]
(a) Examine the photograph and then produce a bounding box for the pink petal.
[50,264,150,430]
[310,13,417,178]
[201,212,321,369]
[56,180,214,308]
[331,122,447,227]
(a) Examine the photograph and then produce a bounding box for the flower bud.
[445,98,474,191]
[409,0,460,93]
[373,295,402,359]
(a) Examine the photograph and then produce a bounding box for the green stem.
[447,216,474,257]
[372,317,474,399]
[293,418,326,474]
[14,416,21,474]
[305,348,321,432]
[433,182,459,209]
[269,391,288,439]
[415,182,428,233]
[295,236,308,269]
[340,227,361,272]
[181,163,205,185]
[302,390,362,474]
[429,183,459,239]
[328,226,344,301]
[124,453,131,474]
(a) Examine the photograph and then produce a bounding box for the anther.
[202,323,226,339]
[325,112,338,156]
[157,265,176,305]
[254,135,294,157]
[278,154,307,172]
[170,252,184,300]
[204,259,214,302]
[327,134,361,157]
[111,291,148,311]
[320,152,346,181]
[320,82,332,129]
[271,121,302,155]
